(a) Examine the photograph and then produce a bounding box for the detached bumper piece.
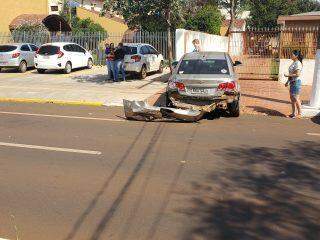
[123,100,204,122]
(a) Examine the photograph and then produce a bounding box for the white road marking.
[0,142,101,155]
[0,111,125,122]
[307,133,320,136]
[0,238,10,240]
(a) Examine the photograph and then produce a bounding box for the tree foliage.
[185,4,222,34]
[247,0,320,28]
[102,0,187,31]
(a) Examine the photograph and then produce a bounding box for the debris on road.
[123,99,204,122]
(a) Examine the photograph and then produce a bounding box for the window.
[124,46,137,55]
[20,45,30,51]
[38,45,60,55]
[30,45,38,52]
[72,44,85,53]
[140,46,150,55]
[63,44,73,52]
[178,59,230,75]
[51,6,59,12]
[147,46,158,55]
[0,45,17,52]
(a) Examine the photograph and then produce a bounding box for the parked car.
[166,52,242,117]
[34,42,93,74]
[0,43,38,73]
[123,43,164,79]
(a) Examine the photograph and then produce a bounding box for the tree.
[247,0,320,28]
[185,4,222,35]
[102,0,187,69]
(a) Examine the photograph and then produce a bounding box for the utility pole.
[302,30,320,117]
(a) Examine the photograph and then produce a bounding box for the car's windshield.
[178,59,230,75]
[38,45,60,55]
[0,45,17,52]
[124,46,137,55]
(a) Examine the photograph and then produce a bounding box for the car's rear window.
[178,59,230,75]
[0,45,17,52]
[38,45,60,55]
[124,46,137,55]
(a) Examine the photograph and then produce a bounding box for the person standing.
[114,43,126,82]
[284,50,303,118]
[105,43,115,81]
[192,39,201,52]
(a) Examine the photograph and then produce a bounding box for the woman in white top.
[284,50,303,118]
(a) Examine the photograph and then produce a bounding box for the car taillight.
[218,81,236,92]
[57,50,64,58]
[131,55,141,62]
[12,52,20,58]
[175,82,186,91]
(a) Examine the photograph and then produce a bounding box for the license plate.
[43,56,50,59]
[188,87,216,95]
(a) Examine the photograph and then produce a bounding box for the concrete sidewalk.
[0,66,169,106]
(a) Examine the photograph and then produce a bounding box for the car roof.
[183,52,227,60]
[40,42,78,47]
[0,43,35,46]
[123,43,151,47]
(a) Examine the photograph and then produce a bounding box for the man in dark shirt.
[114,43,126,82]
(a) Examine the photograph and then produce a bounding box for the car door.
[20,44,32,66]
[77,45,87,67]
[29,44,38,67]
[147,46,160,71]
[140,45,152,72]
[70,44,83,68]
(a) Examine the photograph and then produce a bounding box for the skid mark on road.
[0,142,101,155]
[0,111,125,122]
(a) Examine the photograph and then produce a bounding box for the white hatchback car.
[123,43,164,79]
[35,42,93,74]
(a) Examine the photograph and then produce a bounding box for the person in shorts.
[284,50,303,118]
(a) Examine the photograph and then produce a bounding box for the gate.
[229,29,281,80]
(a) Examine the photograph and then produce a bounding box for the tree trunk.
[230,0,235,32]
[166,9,173,72]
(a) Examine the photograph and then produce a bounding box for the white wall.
[278,59,315,86]
[175,29,229,61]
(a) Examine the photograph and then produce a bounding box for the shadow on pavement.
[182,141,320,240]
[242,93,291,105]
[246,106,287,117]
[136,73,170,89]
[311,116,320,125]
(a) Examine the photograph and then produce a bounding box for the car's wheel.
[228,100,240,117]
[0,67,2,72]
[18,61,27,73]
[139,65,147,79]
[87,58,93,69]
[165,92,174,107]
[64,62,72,74]
[158,61,164,73]
[37,69,46,74]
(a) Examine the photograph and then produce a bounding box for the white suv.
[123,43,164,79]
[35,42,93,74]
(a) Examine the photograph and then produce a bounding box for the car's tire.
[165,92,174,107]
[64,62,72,74]
[87,58,93,69]
[37,69,46,74]
[139,65,147,79]
[228,100,240,117]
[0,67,2,72]
[158,61,164,73]
[18,61,27,73]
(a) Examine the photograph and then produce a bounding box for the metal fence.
[0,30,176,65]
[229,27,319,80]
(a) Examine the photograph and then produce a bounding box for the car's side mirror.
[233,61,242,66]
[172,61,179,69]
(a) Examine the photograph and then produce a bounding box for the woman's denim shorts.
[290,79,302,96]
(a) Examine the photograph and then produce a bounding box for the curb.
[0,98,104,107]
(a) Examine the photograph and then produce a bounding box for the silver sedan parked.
[166,52,242,117]
[0,43,39,73]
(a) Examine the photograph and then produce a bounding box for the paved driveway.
[0,67,169,106]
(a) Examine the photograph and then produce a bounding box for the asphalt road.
[0,102,319,240]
